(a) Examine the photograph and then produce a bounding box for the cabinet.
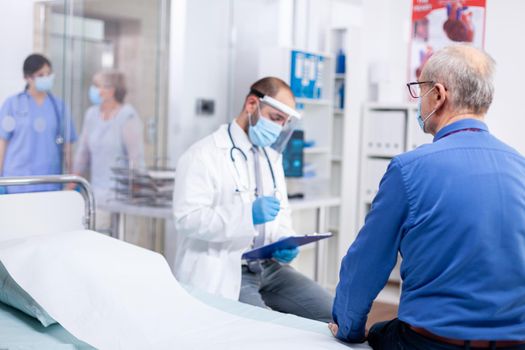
[359,103,433,288]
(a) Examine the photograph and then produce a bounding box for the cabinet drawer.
[365,111,406,157]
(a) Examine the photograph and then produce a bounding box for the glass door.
[34,0,170,172]
[33,0,170,249]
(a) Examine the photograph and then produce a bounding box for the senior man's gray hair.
[421,45,496,115]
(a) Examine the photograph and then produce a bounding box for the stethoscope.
[227,122,282,200]
[16,90,64,145]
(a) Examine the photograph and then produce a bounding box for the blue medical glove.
[252,196,280,225]
[272,247,299,264]
[0,186,7,195]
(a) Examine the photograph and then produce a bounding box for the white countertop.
[98,194,341,219]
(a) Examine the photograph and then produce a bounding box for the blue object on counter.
[0,186,6,195]
[303,140,316,148]
[336,49,346,74]
[338,83,345,110]
[283,130,304,178]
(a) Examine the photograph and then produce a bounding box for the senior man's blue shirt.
[333,119,525,342]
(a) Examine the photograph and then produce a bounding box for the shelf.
[331,156,342,162]
[333,109,344,116]
[335,73,345,80]
[304,147,330,155]
[366,101,417,111]
[289,195,341,211]
[296,98,332,106]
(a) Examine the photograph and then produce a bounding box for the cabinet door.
[365,110,406,157]
[362,158,390,204]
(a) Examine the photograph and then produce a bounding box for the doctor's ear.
[244,95,259,114]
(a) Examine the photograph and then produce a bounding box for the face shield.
[250,89,302,153]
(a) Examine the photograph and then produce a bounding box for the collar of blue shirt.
[433,118,489,142]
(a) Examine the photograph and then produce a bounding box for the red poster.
[409,0,486,81]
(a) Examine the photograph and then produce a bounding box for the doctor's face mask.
[247,89,302,152]
[248,105,283,147]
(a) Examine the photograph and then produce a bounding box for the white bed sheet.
[0,230,359,350]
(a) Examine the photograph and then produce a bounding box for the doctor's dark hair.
[23,54,52,78]
[247,77,293,100]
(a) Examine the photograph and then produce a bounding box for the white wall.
[230,0,290,111]
[485,0,525,154]
[0,0,37,102]
[362,0,411,103]
[169,0,297,164]
[168,0,234,164]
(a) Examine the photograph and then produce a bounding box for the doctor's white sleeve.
[173,148,255,243]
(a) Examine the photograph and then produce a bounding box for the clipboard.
[242,232,333,260]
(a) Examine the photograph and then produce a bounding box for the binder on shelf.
[242,232,333,260]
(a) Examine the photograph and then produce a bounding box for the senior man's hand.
[329,322,369,342]
[328,322,339,337]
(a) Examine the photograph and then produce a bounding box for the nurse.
[0,54,77,193]
[173,77,334,322]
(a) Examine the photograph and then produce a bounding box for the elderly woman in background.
[73,69,145,230]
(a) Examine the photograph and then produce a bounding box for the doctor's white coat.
[172,123,294,300]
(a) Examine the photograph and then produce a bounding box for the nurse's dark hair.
[247,77,293,100]
[23,53,52,77]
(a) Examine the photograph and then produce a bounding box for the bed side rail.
[0,175,95,230]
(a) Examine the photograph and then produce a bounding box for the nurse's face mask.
[29,65,54,92]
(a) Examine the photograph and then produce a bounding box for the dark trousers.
[368,319,525,350]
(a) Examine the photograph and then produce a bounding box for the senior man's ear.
[434,83,447,101]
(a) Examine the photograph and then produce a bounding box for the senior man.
[330,45,525,349]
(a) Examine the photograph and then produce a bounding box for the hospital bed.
[0,175,370,349]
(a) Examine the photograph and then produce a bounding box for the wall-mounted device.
[196,99,215,116]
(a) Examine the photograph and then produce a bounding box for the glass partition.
[34,0,170,173]
[32,0,170,247]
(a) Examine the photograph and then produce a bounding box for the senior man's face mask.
[248,89,301,153]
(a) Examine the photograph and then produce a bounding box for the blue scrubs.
[0,92,77,193]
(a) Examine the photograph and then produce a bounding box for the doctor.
[173,77,333,322]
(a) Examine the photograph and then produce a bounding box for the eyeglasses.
[406,81,435,98]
